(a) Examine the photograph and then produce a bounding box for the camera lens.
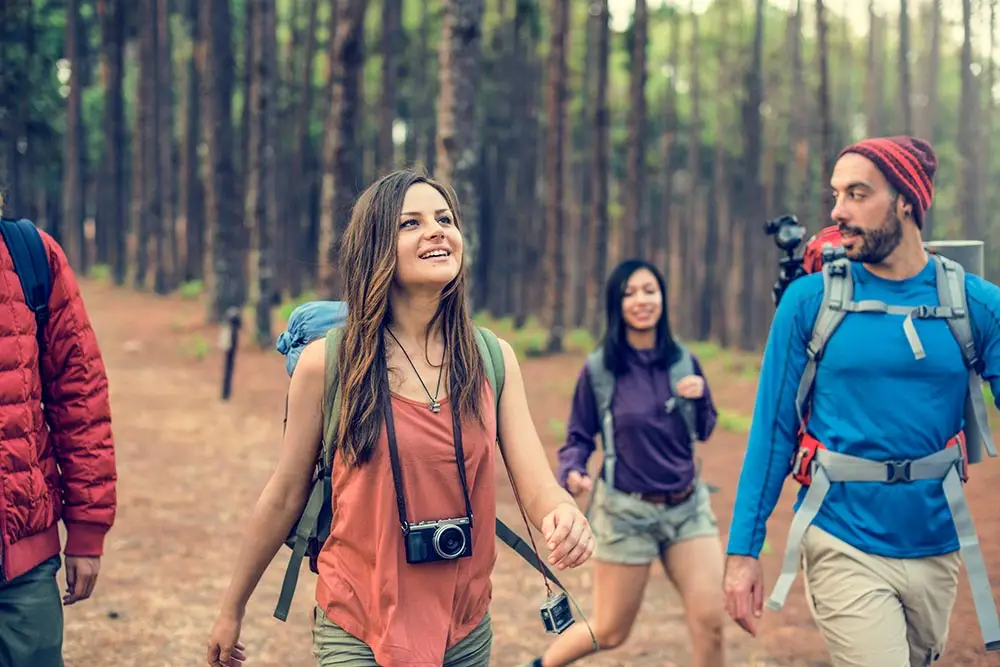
[433,524,467,559]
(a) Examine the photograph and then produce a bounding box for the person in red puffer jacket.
[0,223,117,667]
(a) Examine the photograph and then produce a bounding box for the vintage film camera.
[404,516,473,564]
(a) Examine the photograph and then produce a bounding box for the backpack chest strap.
[838,298,963,361]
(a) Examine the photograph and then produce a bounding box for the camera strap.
[381,365,475,535]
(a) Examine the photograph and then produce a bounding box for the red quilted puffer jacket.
[0,227,116,582]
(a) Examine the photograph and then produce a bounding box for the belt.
[631,484,695,506]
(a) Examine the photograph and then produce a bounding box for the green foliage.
[278,289,320,322]
[178,280,204,300]
[88,263,111,281]
[548,417,567,442]
[472,311,548,358]
[687,339,724,361]
[718,408,753,434]
[181,333,209,361]
[11,0,999,320]
[564,327,596,354]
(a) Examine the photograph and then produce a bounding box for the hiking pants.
[312,607,492,666]
[0,555,64,667]
[802,526,960,667]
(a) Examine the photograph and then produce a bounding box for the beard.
[839,207,903,263]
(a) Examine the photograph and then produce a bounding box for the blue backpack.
[272,301,581,625]
[0,217,52,355]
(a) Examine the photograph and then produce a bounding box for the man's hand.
[723,554,765,637]
[64,556,101,605]
[565,470,593,497]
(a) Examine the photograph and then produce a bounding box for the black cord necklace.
[386,328,444,413]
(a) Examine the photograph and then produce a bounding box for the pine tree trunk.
[246,0,278,346]
[544,0,569,352]
[377,0,401,175]
[180,0,204,282]
[436,0,485,306]
[623,0,648,260]
[155,0,176,293]
[898,0,912,133]
[201,0,245,321]
[318,0,366,299]
[98,0,127,285]
[62,0,86,272]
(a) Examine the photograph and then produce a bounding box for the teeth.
[421,250,449,259]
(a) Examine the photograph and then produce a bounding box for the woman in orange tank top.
[206,170,595,667]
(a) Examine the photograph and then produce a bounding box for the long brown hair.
[334,169,487,466]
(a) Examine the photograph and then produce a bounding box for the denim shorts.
[587,478,719,565]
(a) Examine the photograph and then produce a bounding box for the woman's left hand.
[542,502,595,570]
[675,374,705,399]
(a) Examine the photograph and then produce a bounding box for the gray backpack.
[583,343,700,495]
[795,253,996,465]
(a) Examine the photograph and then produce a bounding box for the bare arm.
[218,338,327,619]
[495,338,578,531]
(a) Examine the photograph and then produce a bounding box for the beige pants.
[801,525,962,667]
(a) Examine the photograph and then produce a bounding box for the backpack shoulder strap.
[934,254,977,370]
[584,347,614,418]
[669,342,699,443]
[932,254,996,462]
[474,326,505,416]
[795,258,852,428]
[274,325,343,622]
[0,218,53,355]
[472,326,569,591]
[320,327,344,468]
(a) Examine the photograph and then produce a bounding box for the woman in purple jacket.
[524,259,726,667]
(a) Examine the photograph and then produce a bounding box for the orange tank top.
[314,384,497,667]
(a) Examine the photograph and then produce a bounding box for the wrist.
[220,592,248,621]
[531,485,576,528]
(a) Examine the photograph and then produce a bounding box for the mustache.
[838,223,865,236]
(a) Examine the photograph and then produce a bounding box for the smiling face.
[830,152,907,264]
[620,268,662,332]
[393,182,463,292]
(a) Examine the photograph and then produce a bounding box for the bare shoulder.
[291,337,328,388]
[496,336,518,364]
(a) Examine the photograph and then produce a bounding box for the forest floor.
[57,276,1000,667]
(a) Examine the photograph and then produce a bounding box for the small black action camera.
[404,517,473,564]
[540,591,575,634]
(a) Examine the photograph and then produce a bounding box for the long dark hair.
[600,258,681,376]
[335,169,487,466]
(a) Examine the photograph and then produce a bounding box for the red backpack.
[801,224,844,274]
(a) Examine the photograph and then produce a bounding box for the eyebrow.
[831,180,873,191]
[400,208,452,218]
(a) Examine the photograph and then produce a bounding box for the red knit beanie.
[838,136,937,228]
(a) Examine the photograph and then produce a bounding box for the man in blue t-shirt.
[723,135,1000,666]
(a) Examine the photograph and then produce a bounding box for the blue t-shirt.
[727,256,1000,559]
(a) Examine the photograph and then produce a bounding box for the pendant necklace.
[386,328,444,413]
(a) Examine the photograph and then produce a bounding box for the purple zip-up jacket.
[556,347,718,495]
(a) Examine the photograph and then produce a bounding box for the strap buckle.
[885,460,912,483]
[957,456,969,484]
[828,261,848,277]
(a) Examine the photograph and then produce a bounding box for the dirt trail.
[58,279,1000,667]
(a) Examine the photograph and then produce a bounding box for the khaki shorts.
[311,606,492,667]
[587,478,719,565]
